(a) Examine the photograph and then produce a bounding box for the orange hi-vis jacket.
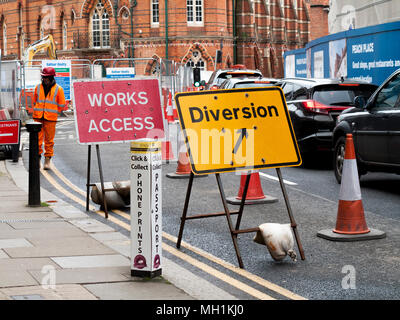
[32,83,66,121]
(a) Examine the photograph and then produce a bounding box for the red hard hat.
[41,67,56,77]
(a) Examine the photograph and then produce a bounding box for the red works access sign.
[72,79,165,144]
[0,120,20,145]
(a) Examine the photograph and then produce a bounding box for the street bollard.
[26,121,42,207]
[130,140,162,278]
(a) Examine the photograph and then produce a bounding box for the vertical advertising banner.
[329,38,348,79]
[130,141,162,278]
[285,54,296,77]
[347,30,400,85]
[313,51,325,78]
[42,60,71,100]
[295,53,307,78]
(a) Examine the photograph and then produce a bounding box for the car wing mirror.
[354,96,367,109]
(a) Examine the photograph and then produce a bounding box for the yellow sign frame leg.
[176,170,305,269]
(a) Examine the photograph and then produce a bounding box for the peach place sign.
[72,79,164,144]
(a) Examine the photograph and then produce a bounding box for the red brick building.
[0,0,329,78]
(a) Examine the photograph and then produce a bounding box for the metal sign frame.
[175,87,302,175]
[176,170,306,269]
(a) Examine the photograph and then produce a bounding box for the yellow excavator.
[23,34,57,66]
[21,35,57,114]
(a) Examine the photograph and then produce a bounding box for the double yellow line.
[41,154,306,301]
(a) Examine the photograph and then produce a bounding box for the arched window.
[3,23,7,56]
[186,50,206,70]
[91,0,110,48]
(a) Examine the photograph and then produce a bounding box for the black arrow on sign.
[232,128,248,154]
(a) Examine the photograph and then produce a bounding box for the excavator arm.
[24,35,57,66]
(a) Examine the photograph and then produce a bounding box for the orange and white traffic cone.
[226,171,278,205]
[161,140,175,161]
[317,134,385,241]
[166,93,175,124]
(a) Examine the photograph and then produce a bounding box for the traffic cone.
[166,93,175,123]
[162,140,174,161]
[317,134,386,241]
[226,171,278,205]
[172,93,179,121]
[166,151,207,179]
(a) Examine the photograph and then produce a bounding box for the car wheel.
[333,136,346,184]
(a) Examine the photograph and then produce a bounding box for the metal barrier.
[0,60,22,119]
[20,59,92,117]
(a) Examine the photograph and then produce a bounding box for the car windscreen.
[234,82,277,88]
[312,84,377,106]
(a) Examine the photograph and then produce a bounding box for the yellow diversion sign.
[175,87,302,174]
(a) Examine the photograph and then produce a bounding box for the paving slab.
[90,232,129,242]
[0,270,38,287]
[29,266,130,285]
[0,212,60,221]
[52,205,90,219]
[0,204,53,213]
[8,220,74,230]
[0,284,98,300]
[101,240,130,257]
[0,238,32,249]
[69,219,115,233]
[0,225,87,240]
[4,237,116,258]
[0,258,60,271]
[51,254,130,269]
[0,250,8,259]
[84,280,194,300]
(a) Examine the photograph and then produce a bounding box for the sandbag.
[91,182,126,209]
[253,223,297,262]
[112,180,131,205]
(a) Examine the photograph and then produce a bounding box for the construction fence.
[0,57,194,160]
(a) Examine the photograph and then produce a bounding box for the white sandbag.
[254,223,297,262]
[91,182,126,209]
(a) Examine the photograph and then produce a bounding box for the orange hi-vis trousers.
[35,119,57,158]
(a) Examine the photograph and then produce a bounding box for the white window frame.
[187,0,204,26]
[151,0,160,27]
[91,0,110,49]
[3,23,6,56]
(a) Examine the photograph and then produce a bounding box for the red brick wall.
[305,0,330,41]
[0,0,329,79]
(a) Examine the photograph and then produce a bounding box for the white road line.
[259,172,297,186]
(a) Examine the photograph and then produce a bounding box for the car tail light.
[301,100,349,114]
[211,85,219,90]
[254,81,271,84]
[338,83,360,86]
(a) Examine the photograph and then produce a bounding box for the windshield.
[312,85,377,106]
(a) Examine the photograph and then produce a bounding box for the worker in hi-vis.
[32,67,66,170]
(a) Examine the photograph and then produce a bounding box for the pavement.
[0,155,238,300]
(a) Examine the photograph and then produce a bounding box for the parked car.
[333,69,400,183]
[205,65,263,90]
[277,78,378,160]
[218,77,279,89]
